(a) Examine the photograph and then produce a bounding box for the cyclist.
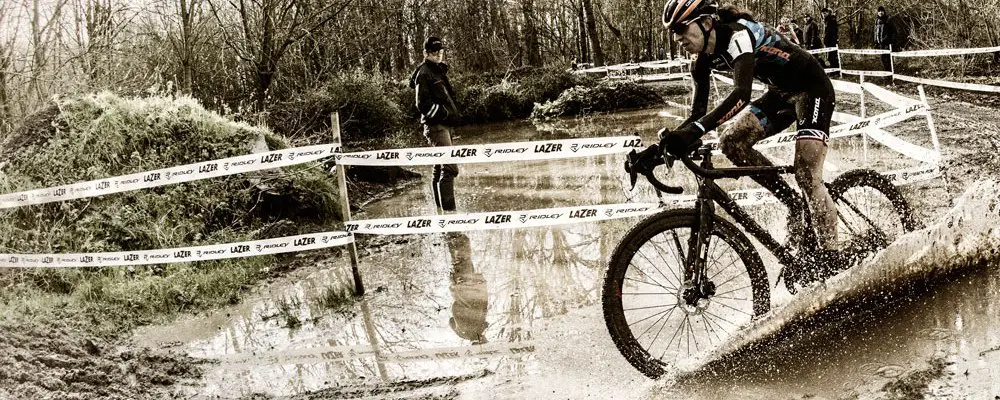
[657,0,849,276]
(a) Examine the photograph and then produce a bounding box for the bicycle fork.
[680,186,718,309]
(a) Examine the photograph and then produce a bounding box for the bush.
[531,80,663,119]
[267,70,405,144]
[451,68,595,124]
[0,91,339,328]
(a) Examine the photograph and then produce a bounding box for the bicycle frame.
[676,148,807,286]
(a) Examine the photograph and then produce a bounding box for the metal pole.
[332,112,365,296]
[860,74,869,165]
[836,46,844,79]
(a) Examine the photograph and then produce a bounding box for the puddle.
[133,106,961,398]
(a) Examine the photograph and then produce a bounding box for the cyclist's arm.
[693,31,755,134]
[682,56,712,127]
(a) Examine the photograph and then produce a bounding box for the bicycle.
[602,141,920,378]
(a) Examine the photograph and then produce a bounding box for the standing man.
[874,6,894,72]
[802,14,822,50]
[410,36,460,212]
[821,7,839,69]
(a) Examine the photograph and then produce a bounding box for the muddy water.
[134,104,977,399]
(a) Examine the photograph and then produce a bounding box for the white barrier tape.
[334,136,643,166]
[840,69,893,77]
[636,72,687,82]
[893,74,1000,94]
[861,82,922,108]
[211,341,536,367]
[865,128,940,164]
[892,46,1000,58]
[808,47,839,54]
[831,79,863,95]
[0,144,338,210]
[0,231,354,268]
[825,68,843,74]
[346,203,660,235]
[831,111,939,164]
[639,60,688,69]
[840,49,891,55]
[883,164,941,186]
[607,64,641,71]
[742,103,928,151]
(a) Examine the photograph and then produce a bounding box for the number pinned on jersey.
[728,30,754,59]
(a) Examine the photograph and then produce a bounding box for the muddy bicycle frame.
[629,143,882,301]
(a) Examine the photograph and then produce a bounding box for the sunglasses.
[668,17,705,34]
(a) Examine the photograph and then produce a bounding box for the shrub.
[0,91,339,328]
[267,70,405,144]
[531,80,663,119]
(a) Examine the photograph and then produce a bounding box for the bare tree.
[582,0,603,66]
[207,0,354,109]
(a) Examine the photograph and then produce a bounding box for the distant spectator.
[822,7,840,68]
[874,6,894,72]
[802,14,822,50]
[777,16,800,45]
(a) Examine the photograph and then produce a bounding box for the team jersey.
[686,18,832,134]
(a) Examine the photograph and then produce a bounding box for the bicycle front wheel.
[602,209,771,379]
[829,169,919,261]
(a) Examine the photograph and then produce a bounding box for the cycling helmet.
[662,0,718,32]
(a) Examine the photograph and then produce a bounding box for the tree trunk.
[596,4,625,62]
[577,4,589,64]
[0,49,9,123]
[521,0,542,66]
[582,0,603,66]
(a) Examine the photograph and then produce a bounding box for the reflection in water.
[446,232,489,343]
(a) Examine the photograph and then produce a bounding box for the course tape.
[0,230,354,268]
[712,73,766,91]
[892,46,1000,58]
[840,69,894,77]
[825,68,843,74]
[883,164,941,186]
[808,47,839,54]
[831,110,939,164]
[861,82,922,108]
[893,74,1000,94]
[840,49,891,55]
[0,144,339,210]
[210,341,537,367]
[334,136,644,166]
[346,203,661,235]
[831,79,864,95]
[636,72,687,82]
[748,102,929,150]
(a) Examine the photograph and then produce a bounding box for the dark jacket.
[409,60,459,126]
[874,14,893,46]
[823,13,839,46]
[803,19,822,49]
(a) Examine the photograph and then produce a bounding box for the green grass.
[0,91,342,337]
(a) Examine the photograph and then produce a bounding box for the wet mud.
[14,82,993,399]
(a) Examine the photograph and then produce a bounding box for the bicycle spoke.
[661,313,690,360]
[700,315,723,344]
[712,298,754,317]
[714,284,752,298]
[713,270,749,292]
[625,262,675,292]
[643,241,682,289]
[630,247,680,289]
[703,309,741,330]
[702,311,732,339]
[622,291,676,296]
[687,315,700,353]
[645,306,679,354]
[630,305,677,337]
[623,303,678,312]
[708,251,740,281]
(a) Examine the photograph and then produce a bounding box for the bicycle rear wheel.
[602,209,771,379]
[829,169,919,262]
